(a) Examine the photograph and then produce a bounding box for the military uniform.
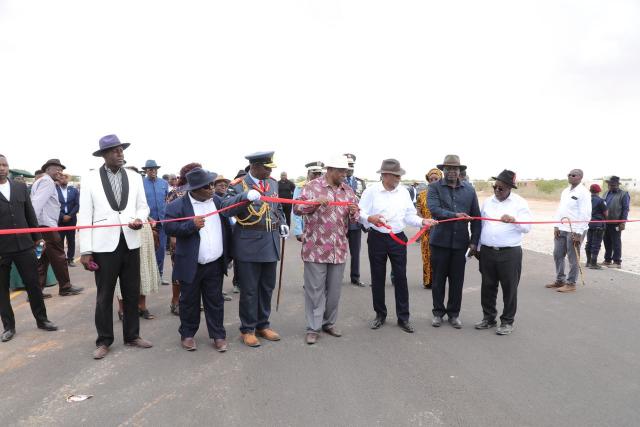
[221,152,287,338]
[344,153,367,286]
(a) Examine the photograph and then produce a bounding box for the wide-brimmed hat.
[41,158,66,171]
[142,159,161,170]
[245,151,277,168]
[437,154,467,171]
[606,175,621,184]
[213,174,230,184]
[325,155,351,170]
[93,134,131,157]
[182,167,218,191]
[376,159,406,176]
[491,169,518,189]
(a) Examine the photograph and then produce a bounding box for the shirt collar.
[248,172,261,185]
[377,181,399,193]
[104,164,122,175]
[189,193,213,205]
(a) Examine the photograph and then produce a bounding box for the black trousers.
[282,203,292,227]
[37,229,72,290]
[367,230,409,322]
[479,246,522,325]
[348,228,362,281]
[236,260,277,333]
[585,228,605,261]
[431,245,467,318]
[92,235,141,347]
[603,224,622,264]
[59,229,76,261]
[0,250,48,330]
[179,258,226,339]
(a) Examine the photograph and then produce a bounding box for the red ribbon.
[1,195,637,248]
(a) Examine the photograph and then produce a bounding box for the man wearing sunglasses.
[547,169,591,292]
[475,170,531,335]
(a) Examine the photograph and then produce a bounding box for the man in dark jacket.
[427,155,481,329]
[0,154,57,342]
[56,173,80,266]
[221,151,288,348]
[165,168,232,352]
[585,184,607,269]
[602,176,631,269]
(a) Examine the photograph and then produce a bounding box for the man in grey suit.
[221,152,288,347]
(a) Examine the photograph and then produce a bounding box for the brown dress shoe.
[181,337,197,351]
[545,281,565,288]
[241,332,261,347]
[93,345,109,359]
[322,326,342,337]
[557,284,577,293]
[213,339,228,352]
[256,328,281,341]
[125,337,153,348]
[306,332,319,345]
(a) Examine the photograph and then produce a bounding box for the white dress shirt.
[479,193,532,249]
[555,184,591,233]
[59,185,69,213]
[189,194,223,264]
[0,181,10,201]
[359,182,423,233]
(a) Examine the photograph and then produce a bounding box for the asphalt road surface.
[2,235,639,426]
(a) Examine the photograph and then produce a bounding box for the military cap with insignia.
[305,161,324,172]
[245,151,277,168]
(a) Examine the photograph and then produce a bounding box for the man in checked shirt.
[293,155,359,345]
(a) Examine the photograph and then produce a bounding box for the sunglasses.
[492,185,507,192]
[568,174,579,178]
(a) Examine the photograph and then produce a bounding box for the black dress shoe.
[369,315,386,329]
[37,320,58,331]
[431,316,443,327]
[59,285,83,296]
[474,319,497,330]
[1,329,16,342]
[351,279,367,287]
[397,320,415,333]
[448,317,463,329]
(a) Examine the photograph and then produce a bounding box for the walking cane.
[562,217,586,287]
[276,237,286,311]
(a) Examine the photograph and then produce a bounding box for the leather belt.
[487,246,519,251]
[238,222,279,231]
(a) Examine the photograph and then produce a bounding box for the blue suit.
[165,194,232,340]
[143,177,169,276]
[56,185,80,261]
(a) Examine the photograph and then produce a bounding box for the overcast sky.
[1,0,638,181]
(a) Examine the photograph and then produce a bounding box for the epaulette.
[230,177,243,186]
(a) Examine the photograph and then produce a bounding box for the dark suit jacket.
[221,174,286,263]
[0,180,42,255]
[427,179,481,250]
[56,185,80,226]
[164,193,232,284]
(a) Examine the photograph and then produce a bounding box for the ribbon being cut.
[0,196,637,247]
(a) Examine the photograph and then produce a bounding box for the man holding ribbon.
[221,151,288,348]
[475,170,531,336]
[359,159,437,333]
[293,155,359,345]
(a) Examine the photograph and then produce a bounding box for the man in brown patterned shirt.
[293,155,359,345]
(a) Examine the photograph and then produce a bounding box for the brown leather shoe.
[322,326,342,337]
[306,332,319,345]
[93,345,109,359]
[240,332,260,347]
[213,338,228,352]
[545,281,565,288]
[181,337,197,351]
[557,284,577,293]
[256,328,281,341]
[125,337,153,348]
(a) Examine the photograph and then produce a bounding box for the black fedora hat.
[492,169,518,189]
[41,158,66,171]
[606,175,621,184]
[93,134,131,157]
[182,167,218,191]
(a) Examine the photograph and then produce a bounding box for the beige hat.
[324,155,351,169]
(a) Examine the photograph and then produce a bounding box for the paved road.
[2,235,639,426]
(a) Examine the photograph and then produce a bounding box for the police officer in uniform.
[221,152,288,347]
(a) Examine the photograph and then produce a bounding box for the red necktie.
[259,180,265,192]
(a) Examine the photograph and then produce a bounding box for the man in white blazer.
[78,135,153,360]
